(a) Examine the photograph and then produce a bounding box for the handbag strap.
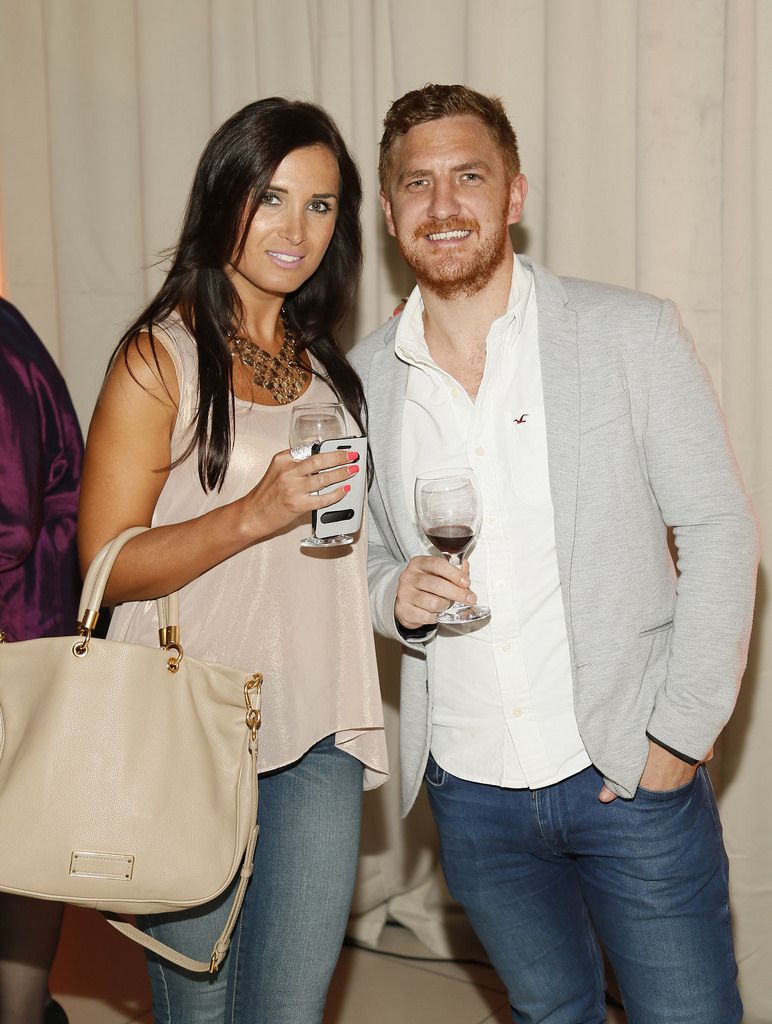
[77,526,180,642]
[103,736,260,973]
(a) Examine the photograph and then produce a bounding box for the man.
[350,84,758,1024]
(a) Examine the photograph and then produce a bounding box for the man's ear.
[507,173,528,226]
[380,190,397,238]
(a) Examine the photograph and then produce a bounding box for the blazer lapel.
[528,259,580,595]
[366,333,424,559]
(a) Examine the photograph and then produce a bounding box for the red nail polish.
[347,452,359,461]
[343,484,351,493]
[347,465,359,475]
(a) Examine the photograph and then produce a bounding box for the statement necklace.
[227,311,308,405]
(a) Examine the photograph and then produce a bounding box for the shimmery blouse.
[107,313,387,788]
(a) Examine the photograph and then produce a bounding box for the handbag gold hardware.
[72,618,94,658]
[78,608,100,633]
[164,641,184,673]
[159,624,184,673]
[244,674,263,740]
[159,625,180,648]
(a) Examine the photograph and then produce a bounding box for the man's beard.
[396,207,511,300]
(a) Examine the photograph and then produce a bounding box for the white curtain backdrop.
[1,1,770,1019]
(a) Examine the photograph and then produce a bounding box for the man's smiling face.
[381,114,526,300]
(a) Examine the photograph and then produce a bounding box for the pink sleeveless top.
[108,313,387,788]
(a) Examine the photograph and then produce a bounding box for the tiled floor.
[50,908,627,1023]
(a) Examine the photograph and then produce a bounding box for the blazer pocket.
[637,619,673,637]
[580,390,630,435]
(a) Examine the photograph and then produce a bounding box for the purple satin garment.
[0,299,83,641]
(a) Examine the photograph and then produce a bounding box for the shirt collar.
[394,252,532,370]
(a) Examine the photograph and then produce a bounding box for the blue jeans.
[142,734,363,1023]
[425,758,741,1024]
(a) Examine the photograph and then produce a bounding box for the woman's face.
[229,144,340,302]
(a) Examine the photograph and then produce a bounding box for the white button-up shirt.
[397,256,590,788]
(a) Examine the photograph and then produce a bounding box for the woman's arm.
[78,335,357,606]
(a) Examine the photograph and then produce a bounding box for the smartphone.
[310,436,368,538]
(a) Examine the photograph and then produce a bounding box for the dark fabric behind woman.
[0,297,83,1024]
[0,298,82,641]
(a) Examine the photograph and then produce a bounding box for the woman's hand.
[242,448,360,540]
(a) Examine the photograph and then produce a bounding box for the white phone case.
[311,436,368,538]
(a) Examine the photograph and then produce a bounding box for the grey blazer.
[349,257,759,814]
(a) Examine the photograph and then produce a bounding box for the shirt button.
[502,643,511,653]
[475,445,486,456]
[451,387,460,398]
[495,579,505,589]
[487,514,496,524]
[512,707,524,718]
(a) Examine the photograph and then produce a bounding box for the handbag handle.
[76,527,183,666]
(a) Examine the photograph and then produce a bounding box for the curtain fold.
[1,1,769,1017]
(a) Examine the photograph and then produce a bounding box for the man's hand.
[395,555,476,630]
[598,739,699,803]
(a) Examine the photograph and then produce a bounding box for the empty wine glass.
[414,468,491,624]
[289,402,353,547]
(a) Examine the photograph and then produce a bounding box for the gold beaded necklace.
[227,311,308,405]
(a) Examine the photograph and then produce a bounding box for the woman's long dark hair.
[116,98,365,492]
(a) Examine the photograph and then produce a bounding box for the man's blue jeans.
[425,758,741,1024]
[141,734,363,1023]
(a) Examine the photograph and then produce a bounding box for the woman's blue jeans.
[141,734,363,1023]
[425,758,741,1024]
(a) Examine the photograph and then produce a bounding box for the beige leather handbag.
[0,527,262,973]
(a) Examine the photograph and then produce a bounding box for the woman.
[78,98,387,1024]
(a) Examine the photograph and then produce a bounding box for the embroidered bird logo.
[513,413,528,424]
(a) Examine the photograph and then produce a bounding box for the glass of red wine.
[414,468,491,625]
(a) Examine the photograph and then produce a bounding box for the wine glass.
[414,468,491,624]
[289,402,353,547]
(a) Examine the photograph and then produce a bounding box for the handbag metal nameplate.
[70,851,134,881]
